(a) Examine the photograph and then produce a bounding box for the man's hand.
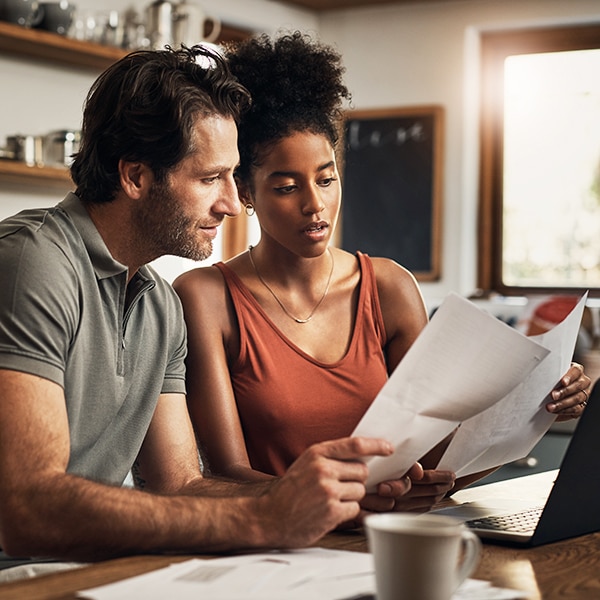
[259,437,393,547]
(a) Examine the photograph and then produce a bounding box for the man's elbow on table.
[0,481,78,560]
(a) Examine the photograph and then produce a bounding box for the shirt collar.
[58,192,155,283]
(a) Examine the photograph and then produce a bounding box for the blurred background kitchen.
[1,0,600,482]
[1,1,600,352]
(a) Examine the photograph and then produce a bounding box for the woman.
[174,32,590,514]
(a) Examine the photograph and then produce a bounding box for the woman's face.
[248,131,341,257]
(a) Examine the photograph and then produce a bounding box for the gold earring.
[245,203,255,217]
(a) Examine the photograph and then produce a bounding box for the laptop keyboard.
[466,507,543,533]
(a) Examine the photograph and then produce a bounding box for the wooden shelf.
[0,160,72,190]
[0,21,127,70]
[0,20,252,191]
[0,21,253,71]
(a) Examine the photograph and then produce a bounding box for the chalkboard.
[341,106,443,281]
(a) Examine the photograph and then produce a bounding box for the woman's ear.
[236,179,253,206]
[237,181,256,216]
[119,160,152,199]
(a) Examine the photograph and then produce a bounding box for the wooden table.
[1,473,599,600]
[2,531,599,600]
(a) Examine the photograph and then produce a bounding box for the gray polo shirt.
[0,193,187,486]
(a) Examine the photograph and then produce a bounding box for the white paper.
[77,549,373,600]
[78,547,525,600]
[437,293,587,477]
[352,292,550,491]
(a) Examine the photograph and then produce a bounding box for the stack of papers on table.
[352,292,586,489]
[78,548,525,600]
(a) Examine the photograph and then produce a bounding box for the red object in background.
[526,296,579,336]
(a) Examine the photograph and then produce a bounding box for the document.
[78,548,375,600]
[78,547,525,600]
[437,293,587,477]
[352,292,550,491]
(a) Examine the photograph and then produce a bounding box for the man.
[0,46,395,564]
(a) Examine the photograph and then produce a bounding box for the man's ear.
[118,160,152,199]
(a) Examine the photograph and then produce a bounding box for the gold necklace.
[248,245,334,324]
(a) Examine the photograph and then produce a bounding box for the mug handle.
[30,5,45,28]
[453,530,481,591]
[202,16,221,43]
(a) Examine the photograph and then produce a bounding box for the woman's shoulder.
[173,263,225,296]
[366,255,428,358]
[367,255,426,312]
[330,250,418,294]
[173,263,239,341]
[365,255,420,289]
[173,254,252,314]
[172,263,237,323]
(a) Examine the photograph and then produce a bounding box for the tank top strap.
[214,261,264,362]
[356,252,387,347]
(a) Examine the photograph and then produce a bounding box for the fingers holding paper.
[356,463,455,517]
[357,462,422,514]
[264,436,394,546]
[546,362,591,421]
[386,468,455,513]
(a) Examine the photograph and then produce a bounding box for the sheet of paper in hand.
[437,293,587,478]
[352,292,550,492]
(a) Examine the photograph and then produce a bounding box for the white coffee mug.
[172,0,220,47]
[365,512,481,600]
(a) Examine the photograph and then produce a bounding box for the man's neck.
[84,200,145,282]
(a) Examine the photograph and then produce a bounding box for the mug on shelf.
[36,0,75,35]
[145,0,221,50]
[172,0,221,47]
[0,0,44,28]
[43,130,80,167]
[5,134,44,167]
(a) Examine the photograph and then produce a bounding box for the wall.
[319,0,600,308]
[2,0,600,301]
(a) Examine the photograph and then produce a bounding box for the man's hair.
[71,45,251,204]
[223,31,351,185]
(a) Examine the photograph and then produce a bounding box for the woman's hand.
[545,362,592,421]
[356,463,455,518]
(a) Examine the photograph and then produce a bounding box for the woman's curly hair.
[223,31,351,184]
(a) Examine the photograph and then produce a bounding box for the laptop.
[431,379,600,546]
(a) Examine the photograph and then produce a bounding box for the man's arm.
[0,369,393,560]
[132,391,271,497]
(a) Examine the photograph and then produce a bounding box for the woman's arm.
[173,266,272,483]
[371,257,429,374]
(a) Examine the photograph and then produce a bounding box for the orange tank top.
[214,252,388,476]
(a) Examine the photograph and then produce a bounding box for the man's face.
[138,114,241,262]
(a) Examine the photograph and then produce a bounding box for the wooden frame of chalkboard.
[340,106,444,281]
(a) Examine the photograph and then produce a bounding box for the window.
[478,24,600,296]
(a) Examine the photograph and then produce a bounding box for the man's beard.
[137,179,215,262]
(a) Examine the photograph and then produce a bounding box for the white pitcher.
[146,0,175,49]
[172,0,220,47]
